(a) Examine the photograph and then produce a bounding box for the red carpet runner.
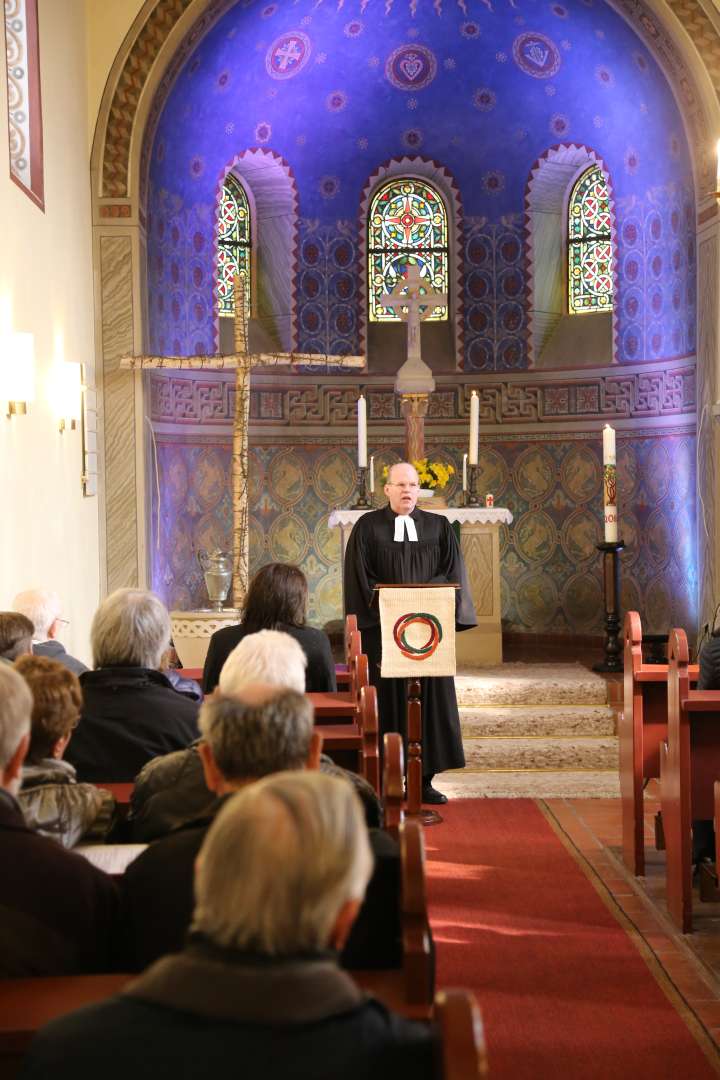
[424,799,718,1079]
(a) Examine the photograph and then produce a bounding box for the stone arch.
[525,144,617,369]
[214,149,299,353]
[358,156,464,371]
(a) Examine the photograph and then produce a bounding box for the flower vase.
[425,489,448,508]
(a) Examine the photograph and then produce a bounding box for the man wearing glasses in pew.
[120,684,401,974]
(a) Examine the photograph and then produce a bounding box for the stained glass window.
[568,166,613,315]
[368,178,449,322]
[217,173,251,319]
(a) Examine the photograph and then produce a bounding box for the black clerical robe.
[343,506,477,776]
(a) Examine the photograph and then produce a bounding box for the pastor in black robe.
[343,506,477,776]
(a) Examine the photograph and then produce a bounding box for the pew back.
[662,627,720,931]
[436,989,488,1079]
[620,611,698,876]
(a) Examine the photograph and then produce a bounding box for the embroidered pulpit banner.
[379,586,457,678]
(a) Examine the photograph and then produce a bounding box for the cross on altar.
[120,276,364,607]
[379,264,447,459]
[379,264,447,369]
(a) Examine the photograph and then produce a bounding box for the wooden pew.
[660,627,720,932]
[383,732,405,839]
[698,780,720,901]
[620,611,698,876]
[0,981,484,1080]
[0,973,133,1074]
[336,614,359,688]
[316,681,380,794]
[354,819,434,1017]
[436,990,488,1079]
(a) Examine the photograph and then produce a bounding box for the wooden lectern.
[376,583,460,826]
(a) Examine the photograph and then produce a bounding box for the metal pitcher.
[197,549,233,612]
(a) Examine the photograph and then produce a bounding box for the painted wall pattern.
[153,430,696,636]
[615,185,696,365]
[142,0,700,635]
[144,0,696,370]
[147,363,696,428]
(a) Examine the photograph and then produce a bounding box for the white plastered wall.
[0,0,100,664]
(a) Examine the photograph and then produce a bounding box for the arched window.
[568,165,613,315]
[368,178,449,322]
[217,173,251,320]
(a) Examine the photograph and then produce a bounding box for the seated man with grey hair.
[12,588,88,675]
[25,773,436,1080]
[129,628,381,840]
[121,685,400,973]
[0,665,119,976]
[65,589,199,783]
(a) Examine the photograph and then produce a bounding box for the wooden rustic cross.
[121,276,364,607]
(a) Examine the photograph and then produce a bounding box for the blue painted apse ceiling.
[145,0,696,369]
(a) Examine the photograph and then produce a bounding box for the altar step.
[435,662,620,799]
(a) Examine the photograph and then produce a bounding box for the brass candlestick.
[351,466,372,509]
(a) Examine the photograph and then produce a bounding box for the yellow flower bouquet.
[381,459,455,491]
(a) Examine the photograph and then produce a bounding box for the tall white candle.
[468,390,479,465]
[602,423,616,466]
[462,453,468,492]
[602,424,618,542]
[357,395,367,468]
[369,455,375,493]
[716,138,720,192]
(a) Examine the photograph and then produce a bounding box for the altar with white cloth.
[328,506,513,666]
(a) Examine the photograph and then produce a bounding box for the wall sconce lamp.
[3,332,35,418]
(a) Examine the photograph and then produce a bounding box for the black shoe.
[422,781,448,805]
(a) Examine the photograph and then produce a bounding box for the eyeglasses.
[387,482,419,489]
[56,618,70,627]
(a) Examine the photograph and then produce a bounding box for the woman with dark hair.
[202,563,336,694]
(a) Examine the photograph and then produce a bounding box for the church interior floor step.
[461,735,618,772]
[458,704,616,738]
[433,769,621,800]
[455,663,608,707]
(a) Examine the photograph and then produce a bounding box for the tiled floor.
[545,793,720,1057]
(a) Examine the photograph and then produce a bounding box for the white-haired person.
[120,686,400,974]
[129,628,381,841]
[65,589,200,783]
[24,772,436,1080]
[12,588,88,675]
[0,664,119,976]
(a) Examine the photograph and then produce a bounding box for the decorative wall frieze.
[147,357,696,428]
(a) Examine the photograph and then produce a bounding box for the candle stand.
[351,466,372,509]
[465,463,482,507]
[593,539,624,673]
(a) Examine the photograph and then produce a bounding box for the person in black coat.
[344,462,477,804]
[65,589,199,783]
[0,664,119,977]
[202,562,336,693]
[128,629,381,842]
[120,687,401,972]
[24,771,437,1080]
